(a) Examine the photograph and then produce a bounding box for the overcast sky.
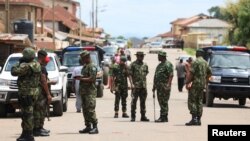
[76,0,226,38]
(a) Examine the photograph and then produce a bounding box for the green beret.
[158,51,167,57]
[120,56,127,62]
[80,50,90,58]
[135,51,145,56]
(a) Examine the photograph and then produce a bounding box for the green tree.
[208,6,224,19]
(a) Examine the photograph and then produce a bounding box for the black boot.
[197,116,201,125]
[79,125,92,134]
[122,113,129,118]
[185,115,199,126]
[114,112,118,118]
[131,113,136,122]
[141,114,150,122]
[155,115,167,122]
[33,128,49,136]
[17,130,35,141]
[89,123,99,134]
[40,127,50,133]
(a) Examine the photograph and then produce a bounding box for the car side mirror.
[59,66,68,72]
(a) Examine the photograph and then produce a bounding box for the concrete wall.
[43,0,77,16]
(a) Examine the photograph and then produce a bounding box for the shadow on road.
[204,103,250,109]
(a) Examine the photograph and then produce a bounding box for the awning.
[0,33,33,47]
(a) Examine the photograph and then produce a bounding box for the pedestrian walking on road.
[130,51,150,122]
[107,56,116,89]
[72,59,83,113]
[111,56,133,118]
[76,50,99,134]
[176,59,186,92]
[185,49,211,126]
[185,57,193,81]
[152,51,174,122]
[11,48,41,141]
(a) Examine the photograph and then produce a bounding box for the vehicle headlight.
[96,71,103,78]
[0,78,10,86]
[50,77,59,84]
[209,76,221,83]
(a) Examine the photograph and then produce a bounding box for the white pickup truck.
[0,53,68,117]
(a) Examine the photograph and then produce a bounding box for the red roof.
[0,0,44,7]
[38,5,79,30]
[171,13,209,27]
[158,31,177,38]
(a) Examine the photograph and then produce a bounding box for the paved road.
[1,48,250,141]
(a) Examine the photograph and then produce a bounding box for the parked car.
[0,53,68,117]
[62,46,108,98]
[202,46,250,107]
[176,55,192,63]
[163,40,177,48]
[149,42,163,53]
[102,46,118,66]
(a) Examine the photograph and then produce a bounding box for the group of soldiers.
[11,47,211,141]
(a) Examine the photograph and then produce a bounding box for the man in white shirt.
[72,59,83,112]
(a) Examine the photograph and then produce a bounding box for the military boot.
[185,115,199,126]
[114,112,118,118]
[89,123,99,134]
[17,130,35,141]
[79,125,92,134]
[122,112,129,118]
[33,128,49,136]
[140,114,150,122]
[197,116,201,125]
[131,113,136,122]
[155,115,167,122]
[40,127,50,133]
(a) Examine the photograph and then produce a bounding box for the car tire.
[239,98,246,106]
[97,84,104,98]
[0,104,7,117]
[53,100,63,116]
[103,67,109,86]
[63,91,68,112]
[206,90,214,107]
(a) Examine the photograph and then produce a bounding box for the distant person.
[185,57,193,81]
[107,57,116,89]
[180,39,184,50]
[185,49,211,126]
[176,59,186,92]
[72,59,83,113]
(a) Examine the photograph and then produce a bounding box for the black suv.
[62,46,108,98]
[202,46,250,107]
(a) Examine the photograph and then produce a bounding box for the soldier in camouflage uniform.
[77,50,99,134]
[130,51,150,122]
[111,56,133,118]
[11,48,41,141]
[185,49,211,126]
[152,51,173,122]
[33,50,53,137]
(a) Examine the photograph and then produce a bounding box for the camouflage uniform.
[79,63,98,127]
[153,52,173,121]
[11,48,41,141]
[188,57,211,117]
[130,58,149,120]
[112,64,129,114]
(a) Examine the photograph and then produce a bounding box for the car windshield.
[5,57,56,71]
[63,53,98,67]
[210,54,250,69]
[103,47,117,54]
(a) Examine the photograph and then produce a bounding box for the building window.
[64,7,68,10]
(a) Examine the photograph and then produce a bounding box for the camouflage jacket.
[190,57,212,89]
[79,63,97,93]
[154,61,173,89]
[11,60,41,94]
[130,60,148,88]
[112,64,129,89]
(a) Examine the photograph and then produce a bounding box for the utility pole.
[79,4,82,46]
[92,0,95,40]
[5,0,10,33]
[95,0,98,28]
[52,0,56,50]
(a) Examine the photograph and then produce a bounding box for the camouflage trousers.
[81,92,98,126]
[18,92,39,131]
[131,88,147,116]
[114,88,128,112]
[188,87,203,116]
[156,86,171,117]
[34,93,47,129]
